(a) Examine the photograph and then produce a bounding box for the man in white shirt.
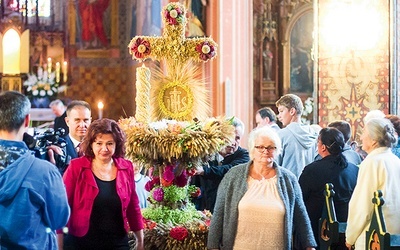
[61,100,92,174]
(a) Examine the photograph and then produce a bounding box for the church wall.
[317,0,390,142]
[62,0,138,121]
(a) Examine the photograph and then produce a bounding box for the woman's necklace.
[253,165,275,180]
[92,160,114,180]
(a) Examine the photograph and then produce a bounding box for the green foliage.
[142,203,201,224]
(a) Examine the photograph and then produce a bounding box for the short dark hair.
[66,100,91,116]
[257,107,277,123]
[81,118,126,158]
[0,91,30,132]
[328,120,352,143]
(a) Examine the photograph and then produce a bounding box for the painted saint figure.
[79,0,110,49]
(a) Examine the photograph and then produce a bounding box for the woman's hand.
[345,242,354,249]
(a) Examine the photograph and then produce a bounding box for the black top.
[299,155,359,246]
[68,175,128,250]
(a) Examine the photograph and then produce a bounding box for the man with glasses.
[192,117,250,212]
[62,100,92,175]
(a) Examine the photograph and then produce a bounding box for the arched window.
[7,0,51,17]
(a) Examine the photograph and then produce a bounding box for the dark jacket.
[192,147,249,212]
[54,111,69,135]
[299,155,359,246]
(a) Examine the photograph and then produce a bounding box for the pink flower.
[152,187,164,202]
[164,6,184,25]
[131,38,151,59]
[163,165,175,182]
[195,41,216,61]
[169,226,188,241]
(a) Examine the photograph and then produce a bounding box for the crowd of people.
[1,90,400,249]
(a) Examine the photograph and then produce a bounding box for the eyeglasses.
[254,145,277,153]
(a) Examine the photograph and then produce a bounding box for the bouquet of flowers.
[23,67,66,99]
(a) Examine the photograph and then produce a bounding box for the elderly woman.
[59,118,144,250]
[345,118,400,249]
[299,127,359,248]
[207,126,316,250]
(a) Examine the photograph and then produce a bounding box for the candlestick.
[63,61,68,82]
[135,64,151,123]
[55,62,60,83]
[98,101,104,119]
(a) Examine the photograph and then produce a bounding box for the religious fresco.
[290,12,313,94]
[77,0,111,50]
[317,0,390,142]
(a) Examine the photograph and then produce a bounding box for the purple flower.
[175,171,188,187]
[152,187,164,202]
[163,165,175,182]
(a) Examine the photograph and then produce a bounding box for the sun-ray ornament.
[123,3,233,249]
[128,2,217,121]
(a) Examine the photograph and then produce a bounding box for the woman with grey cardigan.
[207,126,316,250]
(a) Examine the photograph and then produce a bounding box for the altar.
[29,108,55,129]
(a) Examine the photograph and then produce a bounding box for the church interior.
[0,0,398,144]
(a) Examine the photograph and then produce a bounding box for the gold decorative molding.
[1,76,22,92]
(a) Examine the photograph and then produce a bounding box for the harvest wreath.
[123,2,231,249]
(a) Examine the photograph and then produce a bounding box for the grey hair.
[49,99,65,108]
[248,126,281,160]
[231,116,245,135]
[0,91,31,132]
[365,118,397,148]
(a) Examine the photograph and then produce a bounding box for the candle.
[55,62,60,83]
[47,57,52,76]
[98,102,104,119]
[37,66,43,79]
[135,64,151,123]
[63,61,68,82]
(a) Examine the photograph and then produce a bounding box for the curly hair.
[81,118,126,158]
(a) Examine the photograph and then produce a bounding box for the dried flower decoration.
[196,41,216,61]
[130,38,151,59]
[169,226,189,241]
[164,4,184,25]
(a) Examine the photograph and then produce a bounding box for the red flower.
[145,177,160,192]
[190,187,201,198]
[143,218,157,230]
[131,38,151,59]
[164,6,184,25]
[186,168,196,176]
[169,226,188,241]
[195,41,216,61]
[175,170,188,187]
[161,177,173,187]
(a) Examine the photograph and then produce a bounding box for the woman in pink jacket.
[59,118,144,250]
